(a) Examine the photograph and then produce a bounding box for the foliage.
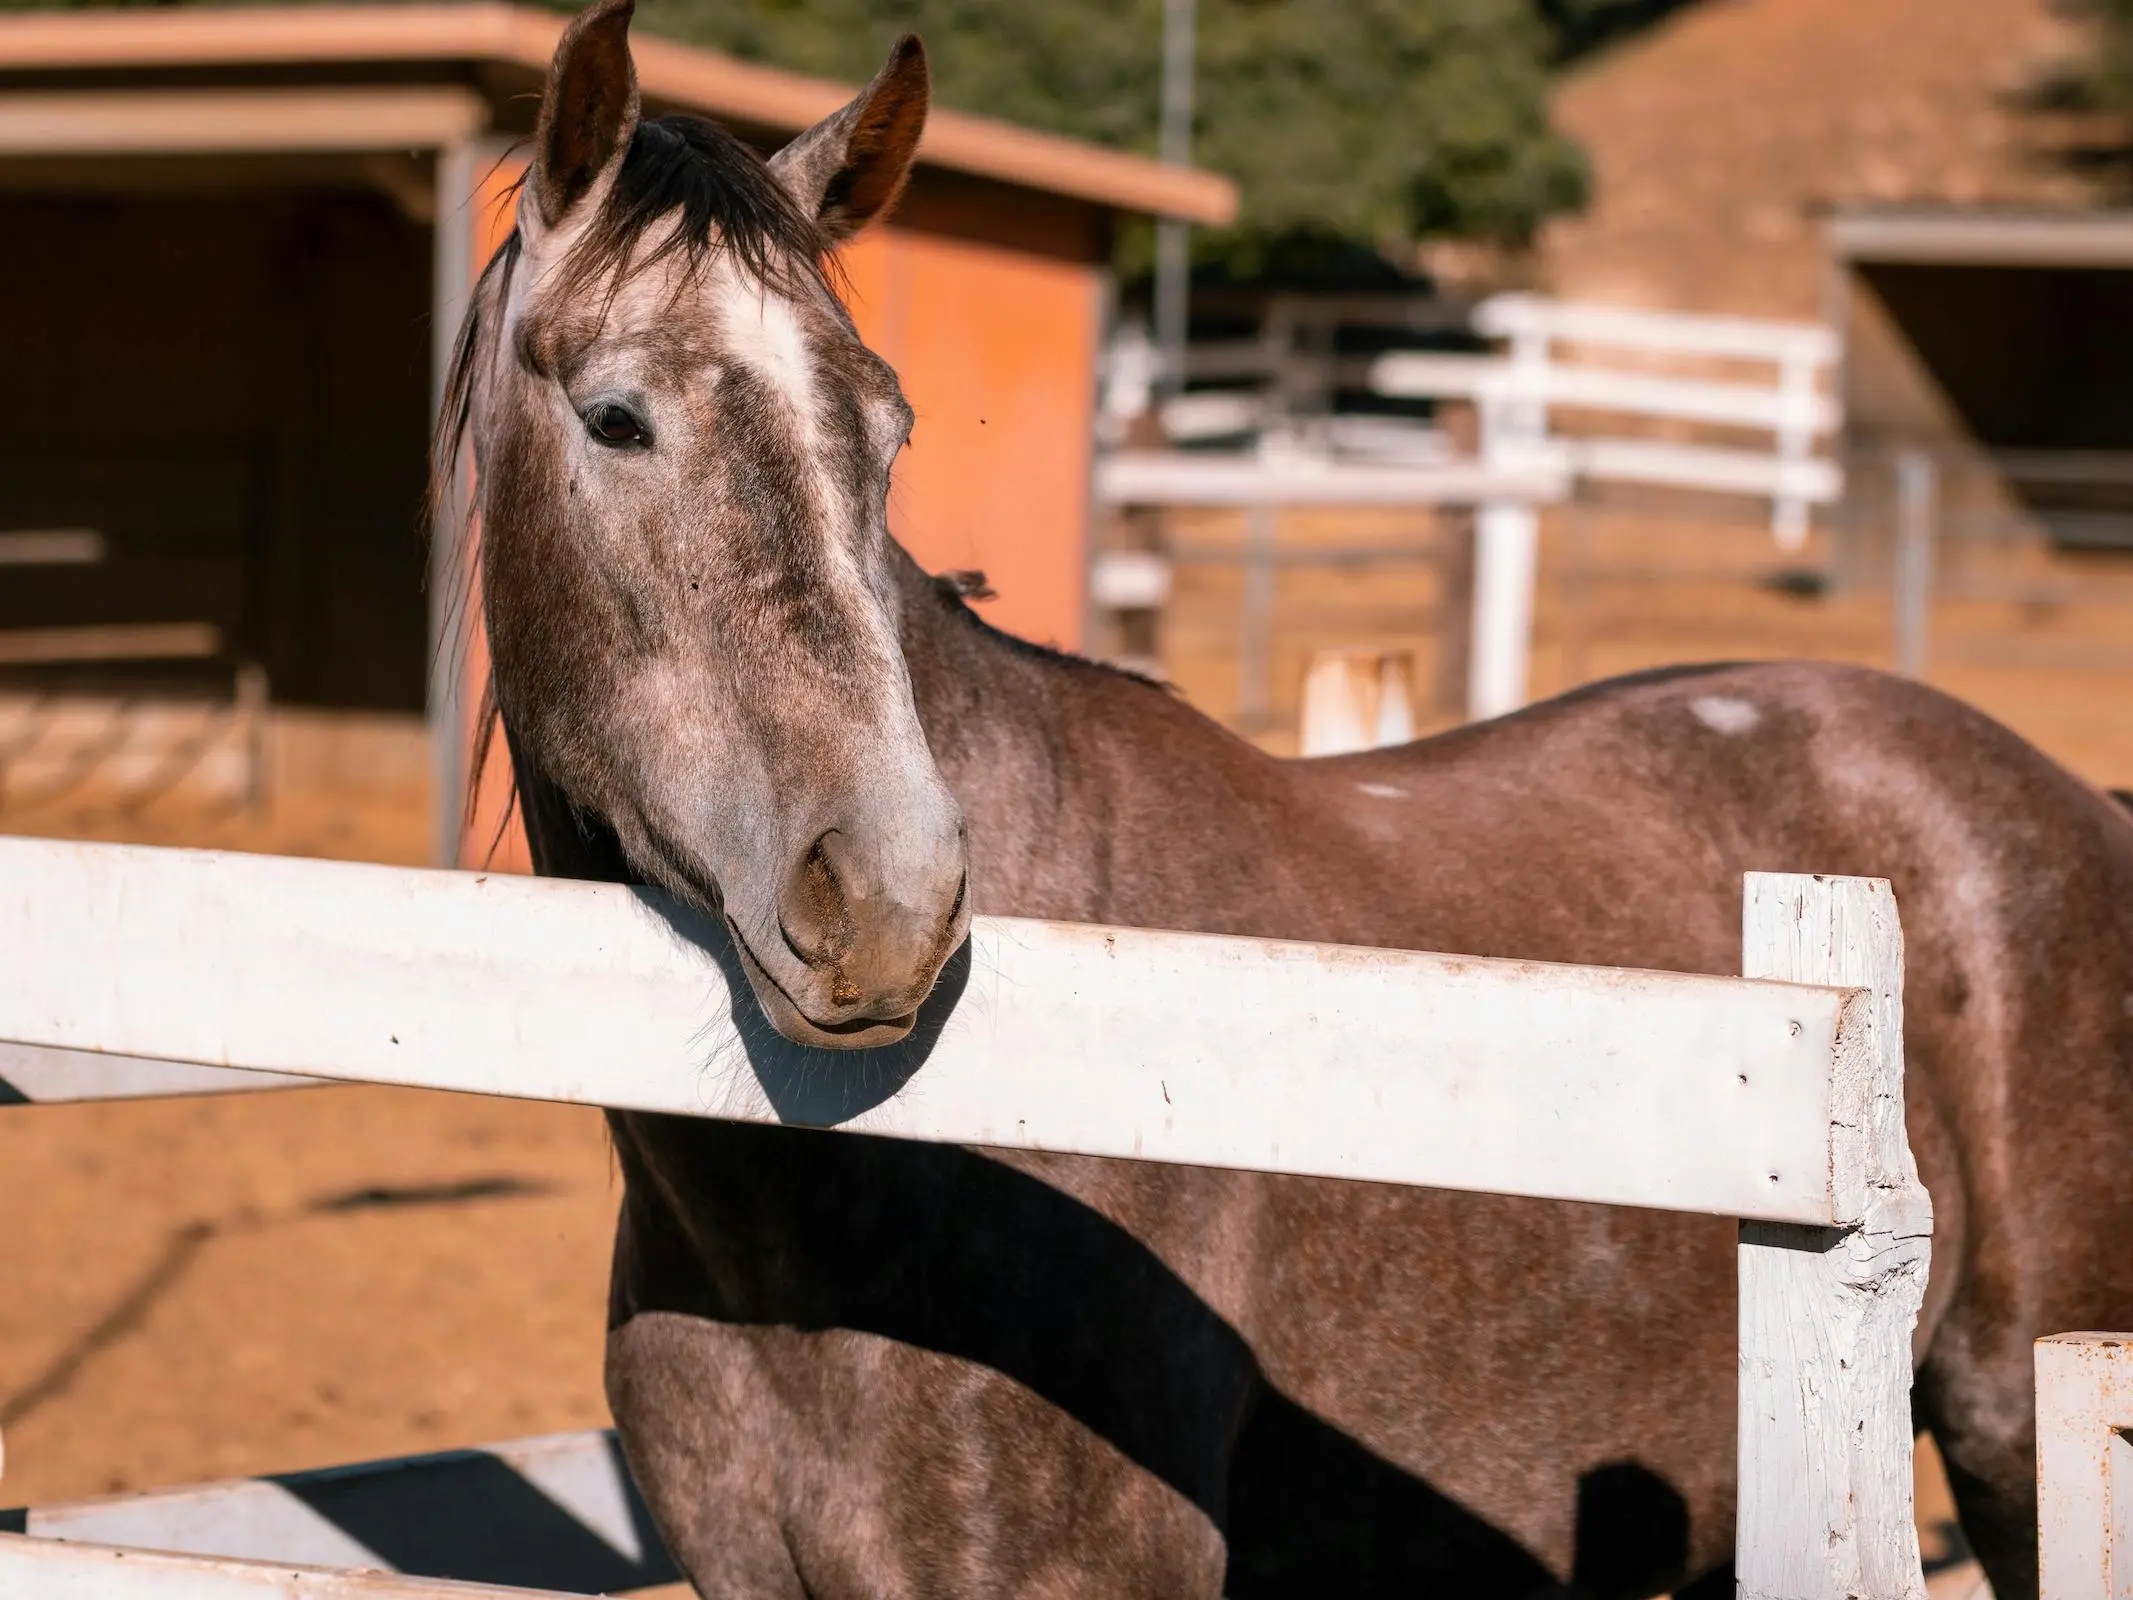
[2043,0,2133,116]
[625,0,1589,263]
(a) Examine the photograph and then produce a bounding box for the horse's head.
[454,0,966,1049]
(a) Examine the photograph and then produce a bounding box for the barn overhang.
[1827,205,2133,557]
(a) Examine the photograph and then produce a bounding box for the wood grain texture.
[1738,873,1933,1600]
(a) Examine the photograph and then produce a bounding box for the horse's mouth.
[724,914,919,1050]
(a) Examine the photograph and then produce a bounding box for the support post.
[2037,1333,2133,1599]
[1467,500,1537,720]
[1892,448,1936,681]
[1738,873,1932,1599]
[1772,352,1817,550]
[1152,0,1196,402]
[1237,500,1276,728]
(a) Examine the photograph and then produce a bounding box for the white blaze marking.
[1692,694,1761,735]
[1358,782,1406,799]
[714,263,817,437]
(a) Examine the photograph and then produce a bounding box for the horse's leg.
[607,1310,811,1599]
[1916,1351,2038,1600]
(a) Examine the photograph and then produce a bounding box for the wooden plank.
[2036,1332,2133,1599]
[0,1533,590,1598]
[1094,450,1566,509]
[1570,438,1843,504]
[0,530,103,567]
[1372,354,1840,435]
[0,87,488,156]
[0,1041,318,1105]
[0,623,221,665]
[0,839,1854,1224]
[1737,874,1931,1600]
[4,1430,679,1596]
[1474,292,1841,366]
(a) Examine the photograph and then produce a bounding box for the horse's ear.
[530,0,641,229]
[769,35,929,242]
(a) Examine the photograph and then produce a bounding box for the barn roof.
[0,2,1238,226]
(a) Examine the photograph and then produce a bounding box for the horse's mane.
[429,112,836,863]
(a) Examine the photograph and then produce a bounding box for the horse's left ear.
[530,0,641,230]
[769,35,929,241]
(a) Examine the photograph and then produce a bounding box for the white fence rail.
[1,1429,678,1595]
[0,840,1930,1596]
[2037,1333,2133,1597]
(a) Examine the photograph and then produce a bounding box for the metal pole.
[1239,501,1275,728]
[1153,0,1196,401]
[1893,448,1937,680]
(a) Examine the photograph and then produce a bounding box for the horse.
[442,3,2133,1593]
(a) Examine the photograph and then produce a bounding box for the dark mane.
[924,572,1177,693]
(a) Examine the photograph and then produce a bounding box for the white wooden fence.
[1370,295,1844,720]
[1097,296,1844,729]
[0,839,1932,1596]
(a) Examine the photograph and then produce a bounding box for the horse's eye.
[585,402,649,448]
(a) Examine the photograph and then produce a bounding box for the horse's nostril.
[779,829,855,967]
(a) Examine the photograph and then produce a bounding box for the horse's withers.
[460,0,965,1047]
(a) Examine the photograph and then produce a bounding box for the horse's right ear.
[530,0,641,230]
[769,35,929,242]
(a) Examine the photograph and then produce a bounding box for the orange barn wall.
[837,228,1100,652]
[455,198,1102,870]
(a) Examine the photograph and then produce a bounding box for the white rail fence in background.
[0,841,1930,1596]
[1371,295,1843,720]
[1097,294,1845,728]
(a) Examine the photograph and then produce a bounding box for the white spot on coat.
[1691,695,1761,735]
[1358,782,1406,799]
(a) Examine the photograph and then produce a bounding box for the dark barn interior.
[1837,213,2133,552]
[0,173,433,710]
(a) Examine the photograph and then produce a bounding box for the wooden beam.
[0,1041,317,1104]
[0,1533,589,1598]
[1737,874,1931,1600]
[0,6,1236,225]
[0,623,221,664]
[0,838,1856,1225]
[0,87,488,156]
[4,1430,679,1595]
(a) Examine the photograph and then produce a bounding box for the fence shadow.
[614,1116,1713,1599]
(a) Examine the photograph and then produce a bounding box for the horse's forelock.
[557,114,835,309]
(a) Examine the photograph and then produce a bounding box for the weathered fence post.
[1738,873,1932,1599]
[2036,1332,2133,1598]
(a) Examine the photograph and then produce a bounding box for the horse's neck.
[886,548,1232,922]
[889,550,1076,826]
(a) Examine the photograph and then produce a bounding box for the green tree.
[627,0,1588,263]
[2044,0,2133,117]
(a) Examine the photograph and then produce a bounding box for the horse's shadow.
[623,896,1717,1599]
